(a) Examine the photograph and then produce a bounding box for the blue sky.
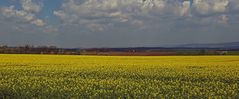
[0,0,239,48]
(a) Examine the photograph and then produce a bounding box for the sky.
[0,0,239,48]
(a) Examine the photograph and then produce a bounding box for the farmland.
[0,54,239,98]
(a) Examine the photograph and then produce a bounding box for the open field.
[0,54,239,98]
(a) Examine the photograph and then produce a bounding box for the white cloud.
[180,1,191,16]
[0,0,45,27]
[1,6,45,27]
[54,0,235,32]
[31,19,45,26]
[1,6,16,17]
[53,0,176,32]
[21,0,42,13]
[212,0,229,13]
[193,0,229,15]
[1,0,239,47]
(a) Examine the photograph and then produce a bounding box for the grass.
[0,54,239,98]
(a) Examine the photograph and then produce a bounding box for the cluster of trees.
[0,45,238,55]
[80,48,233,56]
[0,45,80,55]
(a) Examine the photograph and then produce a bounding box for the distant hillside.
[177,42,239,49]
[1,41,239,55]
[81,42,239,51]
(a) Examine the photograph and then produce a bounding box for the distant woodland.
[0,45,239,56]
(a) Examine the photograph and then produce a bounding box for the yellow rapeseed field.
[0,54,239,98]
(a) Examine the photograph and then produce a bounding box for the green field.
[0,54,239,98]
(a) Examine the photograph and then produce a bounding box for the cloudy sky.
[0,0,239,48]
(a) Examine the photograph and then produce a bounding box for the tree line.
[0,45,80,55]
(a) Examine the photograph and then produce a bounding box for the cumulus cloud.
[21,0,42,13]
[1,6,45,26]
[53,0,239,32]
[1,0,239,47]
[180,1,191,16]
[193,0,229,15]
[31,19,45,26]
[0,0,45,27]
[53,0,175,31]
